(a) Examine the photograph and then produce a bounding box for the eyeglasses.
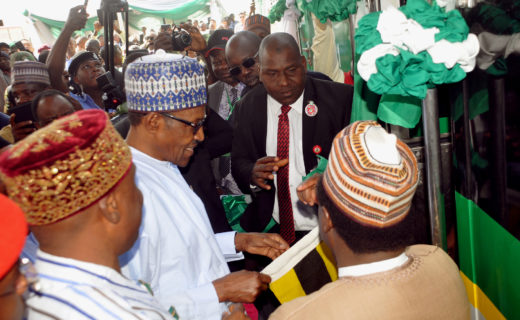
[229,54,258,77]
[160,112,207,134]
[0,258,39,298]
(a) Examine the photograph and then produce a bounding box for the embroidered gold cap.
[0,109,132,226]
[322,121,419,228]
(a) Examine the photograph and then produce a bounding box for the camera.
[96,72,125,112]
[171,26,192,51]
[97,0,127,26]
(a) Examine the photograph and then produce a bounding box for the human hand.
[94,21,103,32]
[296,173,321,206]
[64,5,89,32]
[10,114,36,142]
[213,270,271,303]
[222,303,250,320]
[113,20,121,34]
[235,233,289,259]
[251,156,289,190]
[179,23,207,52]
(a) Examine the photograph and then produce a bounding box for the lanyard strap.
[225,88,241,120]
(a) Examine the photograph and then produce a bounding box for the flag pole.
[488,77,508,225]
[422,87,446,248]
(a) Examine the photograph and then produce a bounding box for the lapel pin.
[305,100,318,117]
[313,145,322,155]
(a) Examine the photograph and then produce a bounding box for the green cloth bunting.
[268,0,288,23]
[350,52,380,123]
[302,155,328,181]
[354,0,474,126]
[221,195,276,233]
[267,0,358,24]
[300,0,358,23]
[378,94,422,128]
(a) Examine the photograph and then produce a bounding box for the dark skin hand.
[65,5,89,31]
[10,114,35,142]
[47,5,88,93]
[235,232,289,260]
[222,303,250,320]
[296,173,321,206]
[251,156,289,190]
[213,270,271,303]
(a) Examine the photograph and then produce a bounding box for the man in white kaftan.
[120,52,289,320]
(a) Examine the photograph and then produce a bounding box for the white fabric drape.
[281,0,301,48]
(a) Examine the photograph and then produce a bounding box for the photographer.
[153,23,217,84]
[153,23,207,54]
[47,5,110,112]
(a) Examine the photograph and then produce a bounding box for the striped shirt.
[26,250,174,320]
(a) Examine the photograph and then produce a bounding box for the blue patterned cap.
[125,51,207,112]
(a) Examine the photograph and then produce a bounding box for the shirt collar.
[267,90,305,115]
[223,81,246,94]
[130,146,176,169]
[337,251,409,278]
[36,249,126,282]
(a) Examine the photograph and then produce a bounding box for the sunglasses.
[160,112,207,134]
[229,54,258,77]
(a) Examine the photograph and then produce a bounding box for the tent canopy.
[23,0,210,39]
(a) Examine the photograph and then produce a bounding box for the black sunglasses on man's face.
[160,113,207,135]
[229,54,258,77]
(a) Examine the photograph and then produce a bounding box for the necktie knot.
[281,105,291,115]
[230,88,238,98]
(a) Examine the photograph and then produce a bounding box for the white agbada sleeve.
[120,148,234,320]
[215,231,244,261]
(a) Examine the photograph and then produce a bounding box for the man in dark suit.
[207,29,246,195]
[231,33,353,244]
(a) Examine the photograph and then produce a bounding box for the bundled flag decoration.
[268,0,357,23]
[355,0,480,128]
[260,227,337,305]
[221,194,277,233]
[300,0,357,23]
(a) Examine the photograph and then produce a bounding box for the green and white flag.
[456,192,520,319]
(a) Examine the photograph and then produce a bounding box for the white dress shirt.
[218,82,246,120]
[120,147,243,320]
[266,92,319,231]
[338,251,409,278]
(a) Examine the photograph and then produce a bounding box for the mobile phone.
[10,101,37,127]
[160,24,172,32]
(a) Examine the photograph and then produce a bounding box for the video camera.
[171,25,192,51]
[96,72,125,111]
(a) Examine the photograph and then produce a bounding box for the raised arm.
[46,5,88,92]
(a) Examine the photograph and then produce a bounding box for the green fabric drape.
[221,195,277,233]
[128,0,209,23]
[350,52,379,123]
[24,0,210,38]
[267,0,358,24]
[300,0,357,23]
[466,2,520,75]
[268,0,288,23]
[24,10,98,38]
[353,0,473,127]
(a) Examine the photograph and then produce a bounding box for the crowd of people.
[0,3,471,320]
